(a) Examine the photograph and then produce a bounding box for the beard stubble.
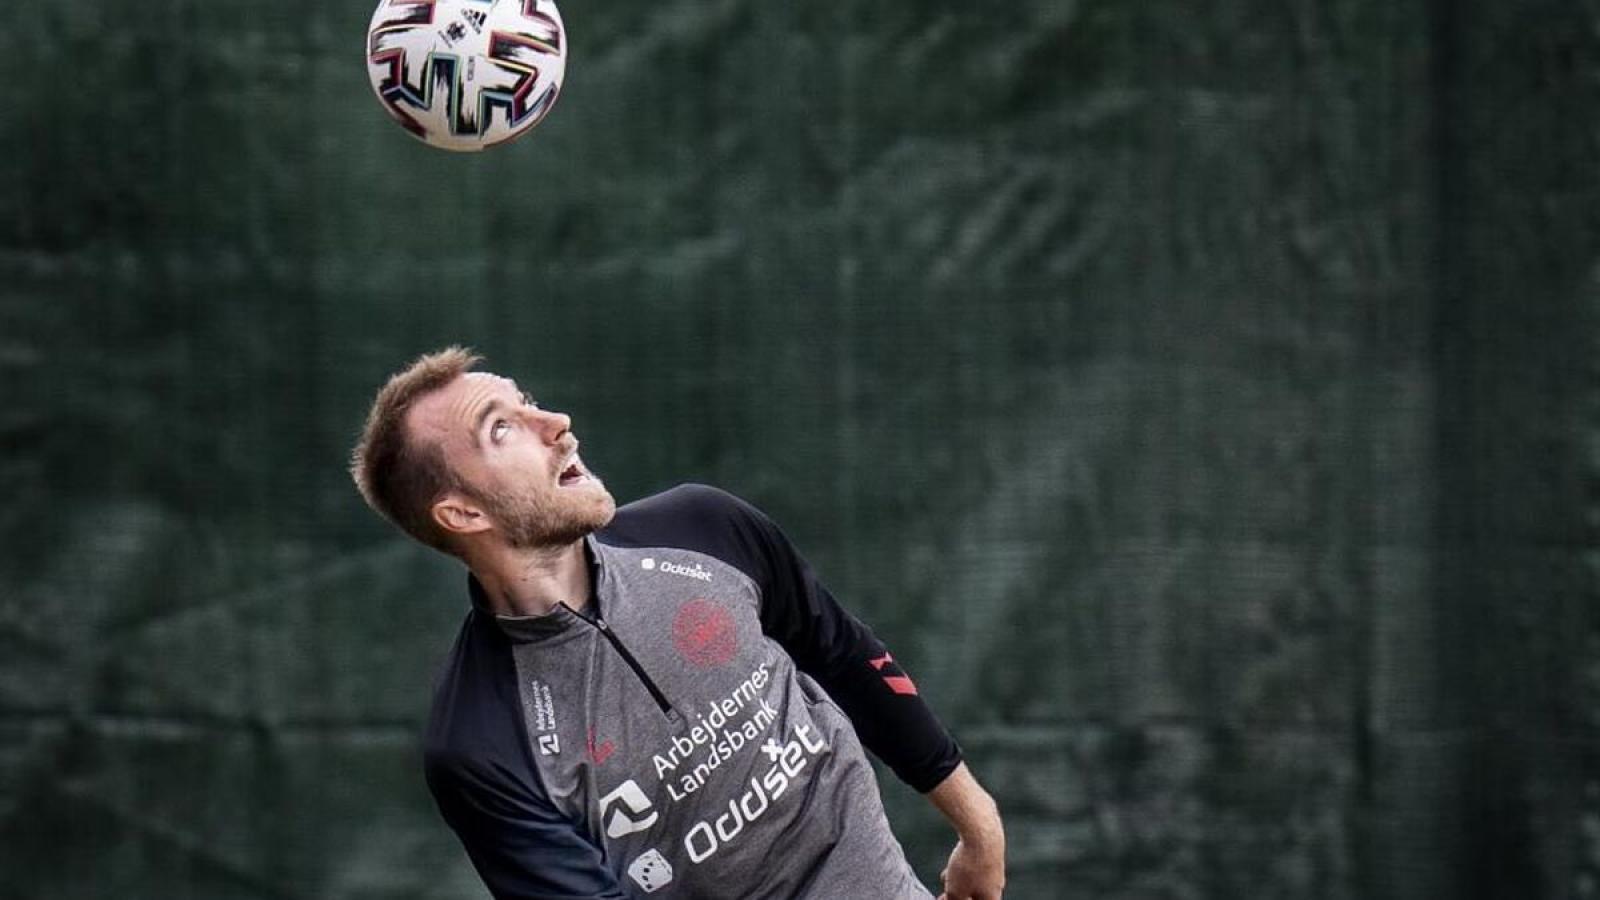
[473,473,616,549]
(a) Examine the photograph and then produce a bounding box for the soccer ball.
[366,0,567,152]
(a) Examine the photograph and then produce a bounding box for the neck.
[467,537,592,618]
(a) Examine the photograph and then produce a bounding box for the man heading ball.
[350,347,1005,899]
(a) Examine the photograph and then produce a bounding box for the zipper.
[563,602,678,721]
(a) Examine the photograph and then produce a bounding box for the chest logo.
[672,599,738,668]
[643,556,714,582]
[600,779,658,838]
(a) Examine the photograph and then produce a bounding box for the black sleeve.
[422,615,627,900]
[425,750,629,900]
[704,486,964,793]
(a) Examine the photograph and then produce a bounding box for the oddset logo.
[642,557,714,582]
[627,848,674,893]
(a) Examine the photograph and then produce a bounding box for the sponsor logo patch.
[600,779,658,838]
[528,679,561,752]
[627,849,674,892]
[681,723,829,864]
[659,560,713,582]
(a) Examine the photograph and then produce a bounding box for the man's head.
[350,347,616,557]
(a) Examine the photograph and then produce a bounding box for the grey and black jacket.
[422,484,962,898]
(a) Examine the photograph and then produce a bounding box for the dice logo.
[627,849,674,893]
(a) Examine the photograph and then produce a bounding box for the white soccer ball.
[366,0,567,152]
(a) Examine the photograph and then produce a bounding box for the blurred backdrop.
[4,0,1599,897]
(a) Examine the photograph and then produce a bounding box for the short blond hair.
[350,346,483,554]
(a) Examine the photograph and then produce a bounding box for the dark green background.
[4,0,1598,897]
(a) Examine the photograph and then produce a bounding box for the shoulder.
[597,483,783,580]
[422,610,534,787]
[601,483,774,545]
[615,482,763,525]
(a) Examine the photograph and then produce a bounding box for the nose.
[529,407,571,444]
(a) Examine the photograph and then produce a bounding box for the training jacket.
[423,484,963,899]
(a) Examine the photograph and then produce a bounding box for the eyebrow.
[471,398,504,447]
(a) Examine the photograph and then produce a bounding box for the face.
[408,372,616,549]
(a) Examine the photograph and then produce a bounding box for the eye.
[490,419,510,442]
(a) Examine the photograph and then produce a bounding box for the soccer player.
[350,347,1005,899]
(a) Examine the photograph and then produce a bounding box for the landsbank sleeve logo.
[600,779,658,838]
[528,679,561,752]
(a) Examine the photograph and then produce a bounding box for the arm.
[723,490,963,791]
[926,762,1006,900]
[426,751,629,899]
[723,490,1004,894]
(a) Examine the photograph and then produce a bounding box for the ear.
[432,492,493,538]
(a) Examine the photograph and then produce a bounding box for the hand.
[937,835,1005,900]
[926,763,1005,900]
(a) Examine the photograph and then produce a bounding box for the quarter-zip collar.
[466,535,678,720]
[469,534,608,644]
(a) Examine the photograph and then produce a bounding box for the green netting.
[2,0,1598,897]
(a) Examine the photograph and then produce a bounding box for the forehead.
[407,371,518,446]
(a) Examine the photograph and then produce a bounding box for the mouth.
[556,453,590,488]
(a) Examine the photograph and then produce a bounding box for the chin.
[490,477,618,549]
[579,487,618,531]
[534,487,618,547]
